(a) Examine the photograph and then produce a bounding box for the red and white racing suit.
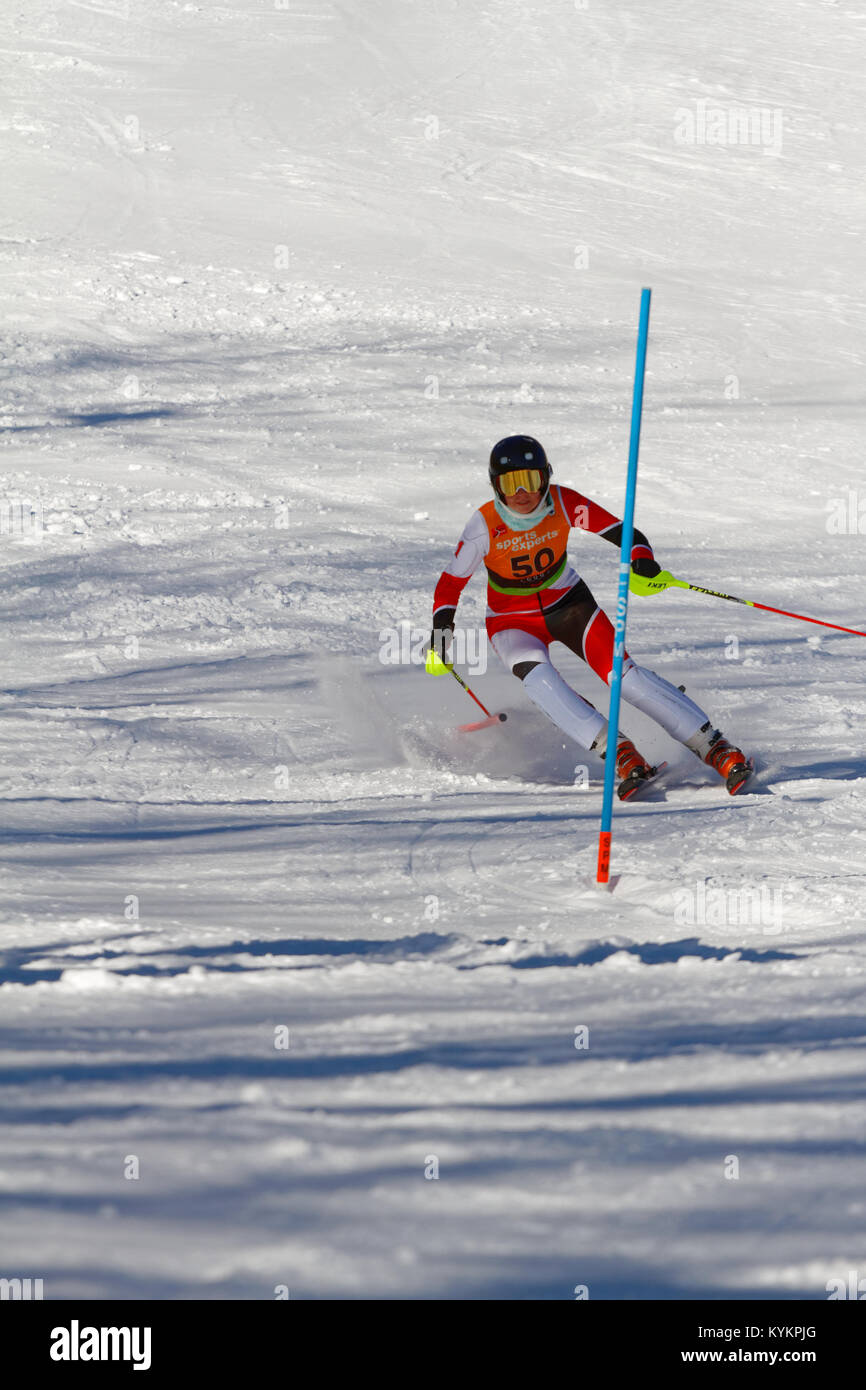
[431,485,711,754]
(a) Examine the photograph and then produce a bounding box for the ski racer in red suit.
[428,436,750,799]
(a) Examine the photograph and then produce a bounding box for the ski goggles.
[497,468,544,497]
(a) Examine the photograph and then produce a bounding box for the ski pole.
[426,649,507,729]
[630,569,866,638]
[449,668,508,730]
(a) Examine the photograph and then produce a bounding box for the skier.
[426,435,751,798]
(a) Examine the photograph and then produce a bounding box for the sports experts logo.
[50,1320,152,1371]
[495,527,558,552]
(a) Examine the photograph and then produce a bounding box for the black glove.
[429,625,454,661]
[430,607,456,661]
[631,556,661,579]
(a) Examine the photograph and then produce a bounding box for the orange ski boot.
[612,735,657,801]
[704,731,752,795]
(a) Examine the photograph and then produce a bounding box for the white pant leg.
[491,627,606,751]
[523,665,607,751]
[490,627,551,671]
[620,664,708,743]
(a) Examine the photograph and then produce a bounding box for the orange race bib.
[481,494,570,594]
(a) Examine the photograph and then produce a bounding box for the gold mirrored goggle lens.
[498,468,543,497]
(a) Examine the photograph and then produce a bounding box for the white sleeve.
[442,510,489,578]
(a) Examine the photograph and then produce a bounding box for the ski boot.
[609,735,657,801]
[688,722,752,795]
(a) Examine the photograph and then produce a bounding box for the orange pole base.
[596,830,612,884]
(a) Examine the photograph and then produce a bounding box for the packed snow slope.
[2,0,866,1299]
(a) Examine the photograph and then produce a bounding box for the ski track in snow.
[1,0,866,1299]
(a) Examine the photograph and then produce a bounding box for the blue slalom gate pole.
[596,287,652,886]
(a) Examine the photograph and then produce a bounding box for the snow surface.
[2,0,866,1299]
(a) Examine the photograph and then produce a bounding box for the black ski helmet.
[488,435,551,501]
